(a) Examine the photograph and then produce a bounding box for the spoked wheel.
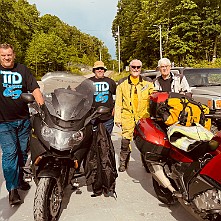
[152,177,178,205]
[34,178,62,221]
[141,154,150,173]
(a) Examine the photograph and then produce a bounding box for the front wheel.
[152,177,178,205]
[34,178,62,221]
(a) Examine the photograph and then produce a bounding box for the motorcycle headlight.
[41,125,53,138]
[68,131,84,147]
[71,131,84,142]
[40,125,84,150]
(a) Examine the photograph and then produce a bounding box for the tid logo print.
[93,82,109,103]
[1,70,22,99]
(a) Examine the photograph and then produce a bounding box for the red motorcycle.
[134,92,221,221]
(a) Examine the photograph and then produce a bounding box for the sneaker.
[19,180,31,191]
[9,189,21,205]
[91,192,102,197]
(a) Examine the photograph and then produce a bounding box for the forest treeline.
[112,0,221,69]
[1,0,221,76]
[0,0,114,77]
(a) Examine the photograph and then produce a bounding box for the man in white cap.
[154,58,190,95]
[89,61,116,134]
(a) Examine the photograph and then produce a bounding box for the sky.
[27,0,119,59]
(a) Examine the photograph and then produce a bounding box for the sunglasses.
[131,66,141,69]
[94,67,105,71]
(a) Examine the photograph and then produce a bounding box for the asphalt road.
[0,126,198,221]
[0,73,198,221]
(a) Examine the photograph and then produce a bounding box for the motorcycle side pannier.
[135,136,170,162]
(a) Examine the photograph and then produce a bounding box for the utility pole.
[117,25,121,74]
[159,24,162,59]
[153,24,162,59]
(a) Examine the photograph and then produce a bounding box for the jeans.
[102,118,114,134]
[0,119,31,191]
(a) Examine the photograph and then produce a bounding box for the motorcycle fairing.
[30,136,47,163]
[188,175,215,199]
[134,118,171,147]
[169,147,193,163]
[200,154,221,185]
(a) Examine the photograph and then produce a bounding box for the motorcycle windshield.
[41,72,95,121]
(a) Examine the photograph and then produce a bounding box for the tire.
[34,178,62,221]
[61,166,70,188]
[141,154,151,173]
[152,177,178,205]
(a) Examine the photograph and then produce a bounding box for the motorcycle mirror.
[21,93,44,117]
[83,107,110,127]
[21,93,35,103]
[96,106,110,114]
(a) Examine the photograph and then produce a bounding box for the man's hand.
[112,108,115,116]
[115,122,121,127]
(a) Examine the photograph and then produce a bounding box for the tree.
[11,0,40,62]
[25,32,67,76]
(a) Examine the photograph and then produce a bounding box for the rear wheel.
[152,177,178,205]
[34,178,62,221]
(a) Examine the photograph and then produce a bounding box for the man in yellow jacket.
[114,59,155,172]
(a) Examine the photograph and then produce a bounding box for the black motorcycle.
[21,73,110,220]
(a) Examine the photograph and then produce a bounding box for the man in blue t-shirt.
[0,43,44,205]
[89,61,116,134]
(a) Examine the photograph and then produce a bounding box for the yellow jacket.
[114,76,154,124]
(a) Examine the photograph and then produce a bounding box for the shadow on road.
[60,171,91,216]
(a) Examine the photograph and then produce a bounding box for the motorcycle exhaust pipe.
[149,163,176,193]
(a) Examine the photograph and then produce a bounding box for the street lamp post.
[99,47,102,61]
[153,24,162,59]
